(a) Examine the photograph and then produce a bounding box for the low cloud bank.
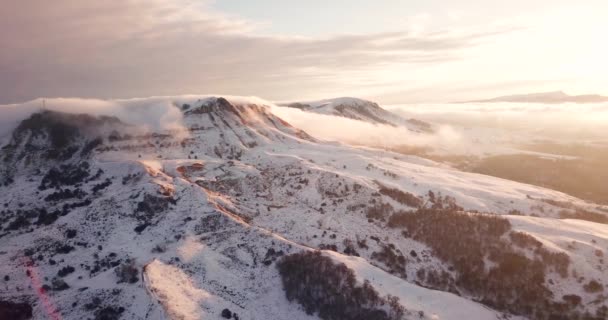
[271,105,467,152]
[272,101,608,156]
[0,97,188,143]
[3,96,605,156]
[386,102,608,141]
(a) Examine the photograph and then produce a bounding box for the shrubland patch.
[382,191,605,319]
[277,251,408,320]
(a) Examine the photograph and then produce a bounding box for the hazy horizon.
[2,0,607,104]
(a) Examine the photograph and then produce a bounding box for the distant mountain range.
[464,91,608,104]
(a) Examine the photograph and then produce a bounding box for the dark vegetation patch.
[115,259,139,284]
[342,239,360,257]
[563,294,582,306]
[277,251,406,320]
[133,223,149,234]
[108,130,135,142]
[6,214,32,231]
[371,244,406,278]
[23,240,75,260]
[425,191,462,211]
[583,280,604,294]
[0,300,32,320]
[55,244,75,255]
[122,173,142,185]
[13,112,81,159]
[356,238,369,249]
[51,278,70,291]
[95,306,125,320]
[82,295,123,319]
[87,168,104,182]
[35,208,61,225]
[4,207,66,231]
[0,112,111,184]
[415,268,453,292]
[509,231,543,249]
[0,176,14,186]
[65,229,77,239]
[383,192,605,320]
[194,213,231,234]
[135,194,175,222]
[81,137,103,156]
[221,308,239,319]
[91,178,112,193]
[366,202,393,222]
[4,111,119,162]
[57,266,75,277]
[40,162,91,190]
[45,188,88,202]
[377,183,423,208]
[89,252,122,276]
[262,248,284,266]
[318,243,338,252]
[69,199,92,209]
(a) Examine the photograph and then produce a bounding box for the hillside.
[282,97,433,133]
[0,96,607,320]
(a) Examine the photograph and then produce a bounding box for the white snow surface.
[279,97,432,132]
[0,95,606,320]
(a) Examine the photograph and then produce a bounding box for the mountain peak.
[5,110,124,159]
[281,97,433,132]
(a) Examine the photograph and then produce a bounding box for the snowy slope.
[326,251,523,320]
[282,97,433,133]
[0,95,607,320]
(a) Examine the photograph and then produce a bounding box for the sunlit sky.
[1,0,606,104]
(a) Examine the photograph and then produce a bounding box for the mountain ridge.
[280,97,434,133]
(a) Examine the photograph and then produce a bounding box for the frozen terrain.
[0,96,606,320]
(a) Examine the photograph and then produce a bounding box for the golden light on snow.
[178,236,206,262]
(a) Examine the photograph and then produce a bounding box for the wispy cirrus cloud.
[0,0,510,103]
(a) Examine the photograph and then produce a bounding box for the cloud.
[0,0,504,104]
[270,105,467,152]
[3,93,604,159]
[0,97,189,143]
[271,100,608,157]
[386,102,608,141]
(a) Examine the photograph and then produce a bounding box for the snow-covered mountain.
[282,97,433,133]
[1,96,607,320]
